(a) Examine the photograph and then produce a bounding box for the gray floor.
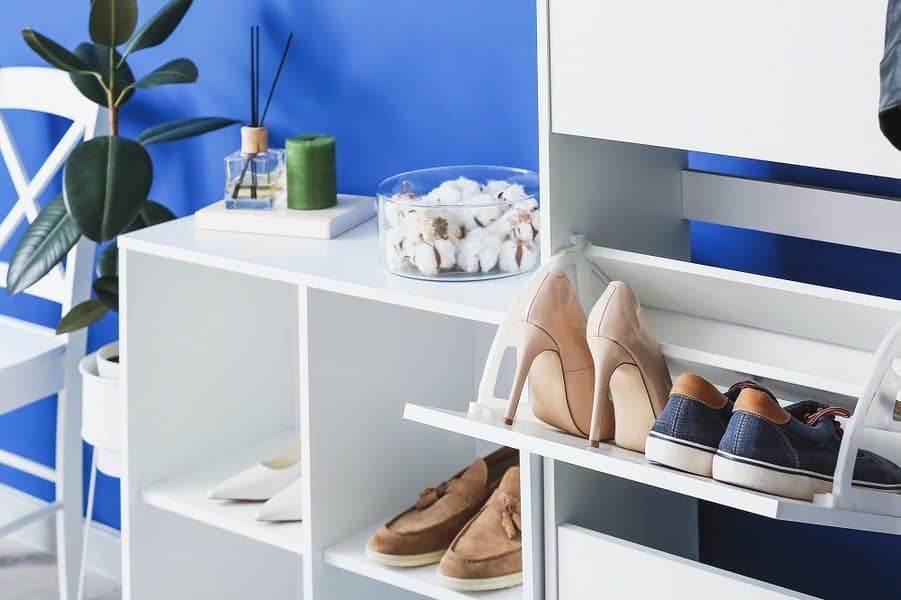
[0,538,120,600]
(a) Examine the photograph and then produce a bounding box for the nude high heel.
[502,268,594,437]
[586,281,671,452]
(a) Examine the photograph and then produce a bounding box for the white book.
[194,194,376,240]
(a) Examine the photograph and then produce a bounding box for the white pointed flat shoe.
[255,477,303,522]
[208,439,301,501]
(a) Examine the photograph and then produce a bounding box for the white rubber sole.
[436,570,523,591]
[712,453,833,501]
[645,433,715,477]
[365,546,446,567]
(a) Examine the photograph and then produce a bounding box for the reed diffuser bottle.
[225,127,285,209]
[224,26,293,209]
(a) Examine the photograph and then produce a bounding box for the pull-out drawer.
[549,1,896,178]
[557,524,817,599]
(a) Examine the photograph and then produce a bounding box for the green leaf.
[139,200,177,225]
[63,136,152,242]
[22,29,93,74]
[70,42,135,106]
[122,0,192,57]
[97,243,118,278]
[57,299,108,334]
[136,117,239,146]
[123,200,177,233]
[90,0,139,47]
[92,276,119,312]
[6,195,81,295]
[134,58,197,89]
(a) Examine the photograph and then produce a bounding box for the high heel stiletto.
[502,267,594,437]
[586,281,671,452]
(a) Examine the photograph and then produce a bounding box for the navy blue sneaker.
[713,387,901,500]
[646,375,766,477]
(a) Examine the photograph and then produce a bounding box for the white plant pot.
[96,341,120,379]
[80,351,121,478]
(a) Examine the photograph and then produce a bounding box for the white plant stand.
[78,351,121,600]
[118,3,901,599]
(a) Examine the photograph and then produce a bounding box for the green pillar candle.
[286,134,337,210]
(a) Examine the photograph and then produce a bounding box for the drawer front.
[557,524,817,599]
[549,0,896,178]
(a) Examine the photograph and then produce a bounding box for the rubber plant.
[6,0,239,332]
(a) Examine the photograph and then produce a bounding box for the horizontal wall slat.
[682,171,901,255]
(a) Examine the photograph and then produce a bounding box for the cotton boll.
[424,188,443,205]
[497,206,539,241]
[384,230,407,270]
[456,238,481,273]
[499,239,539,273]
[401,208,425,239]
[384,197,405,228]
[513,220,537,241]
[483,180,509,201]
[385,226,404,253]
[477,237,501,272]
[513,198,538,213]
[456,231,501,273]
[383,227,406,268]
[472,205,501,228]
[420,213,464,243]
[455,176,481,199]
[439,186,463,205]
[434,239,457,270]
[501,183,527,203]
[442,207,469,231]
[463,193,501,229]
[400,233,420,258]
[493,208,516,239]
[413,243,440,277]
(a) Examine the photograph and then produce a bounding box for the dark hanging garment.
[880,0,901,150]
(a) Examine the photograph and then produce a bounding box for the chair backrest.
[0,67,106,315]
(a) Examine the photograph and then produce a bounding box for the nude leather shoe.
[255,477,302,522]
[366,447,518,567]
[586,281,671,452]
[502,267,594,437]
[208,439,301,501]
[437,466,522,591]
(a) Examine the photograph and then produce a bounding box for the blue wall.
[0,2,898,598]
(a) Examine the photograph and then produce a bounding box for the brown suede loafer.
[437,466,522,591]
[366,447,518,567]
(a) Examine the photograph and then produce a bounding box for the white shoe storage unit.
[119,2,901,599]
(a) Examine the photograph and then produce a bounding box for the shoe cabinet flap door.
[548,0,899,178]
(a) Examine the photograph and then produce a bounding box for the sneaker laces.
[804,405,851,435]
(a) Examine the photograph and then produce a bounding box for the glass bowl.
[377,165,540,281]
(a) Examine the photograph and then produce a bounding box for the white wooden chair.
[0,67,105,600]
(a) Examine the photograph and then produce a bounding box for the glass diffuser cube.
[225,126,286,209]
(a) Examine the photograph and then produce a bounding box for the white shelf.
[141,430,304,555]
[324,523,522,600]
[403,404,901,536]
[120,216,526,325]
[647,306,872,405]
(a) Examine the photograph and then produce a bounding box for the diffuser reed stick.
[232,27,293,200]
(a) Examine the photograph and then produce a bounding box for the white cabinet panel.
[557,524,817,599]
[550,1,898,178]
